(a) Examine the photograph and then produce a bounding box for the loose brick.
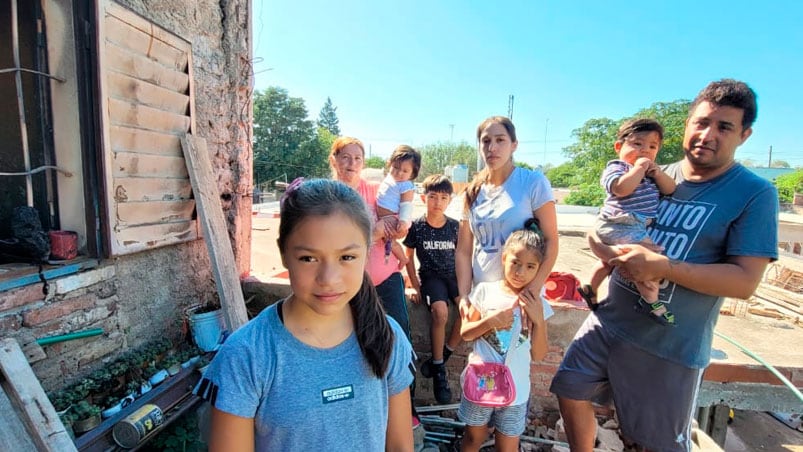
[22,295,96,326]
[0,284,46,312]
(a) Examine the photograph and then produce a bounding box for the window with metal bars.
[0,0,60,240]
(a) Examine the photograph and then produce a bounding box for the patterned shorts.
[457,399,527,437]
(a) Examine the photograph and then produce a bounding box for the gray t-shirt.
[597,163,778,368]
[194,301,415,450]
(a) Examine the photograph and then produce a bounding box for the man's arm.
[608,247,770,299]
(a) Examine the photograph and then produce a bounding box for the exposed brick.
[543,351,564,364]
[0,314,21,333]
[22,295,96,326]
[531,363,560,376]
[0,284,46,312]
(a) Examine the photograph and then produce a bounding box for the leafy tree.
[290,127,336,179]
[365,156,386,169]
[546,162,581,188]
[771,160,790,168]
[560,99,690,205]
[774,169,803,203]
[564,183,606,207]
[418,141,477,180]
[740,158,758,167]
[317,97,341,136]
[253,87,315,185]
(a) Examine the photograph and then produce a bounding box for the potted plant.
[72,400,102,434]
[196,356,212,376]
[71,377,100,404]
[187,297,226,352]
[58,411,76,440]
[163,355,182,376]
[144,363,168,386]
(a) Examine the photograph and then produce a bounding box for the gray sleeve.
[386,317,415,395]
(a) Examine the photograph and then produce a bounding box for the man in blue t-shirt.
[550,79,779,452]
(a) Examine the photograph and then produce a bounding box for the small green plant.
[148,411,205,451]
[73,400,101,421]
[71,377,100,402]
[48,391,73,412]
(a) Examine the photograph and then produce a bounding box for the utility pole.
[507,95,514,120]
[543,118,549,165]
[768,145,773,167]
[449,124,454,142]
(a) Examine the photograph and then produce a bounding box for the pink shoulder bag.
[462,357,516,407]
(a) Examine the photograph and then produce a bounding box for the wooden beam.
[110,125,182,157]
[107,71,189,115]
[104,2,191,70]
[114,221,197,253]
[104,14,188,71]
[113,177,192,202]
[112,152,189,179]
[104,42,189,93]
[115,199,196,226]
[181,135,248,330]
[0,339,77,451]
[108,98,190,134]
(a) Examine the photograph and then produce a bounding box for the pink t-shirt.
[356,179,400,286]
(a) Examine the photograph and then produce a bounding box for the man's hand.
[608,244,669,282]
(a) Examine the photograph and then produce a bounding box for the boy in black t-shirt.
[403,175,461,404]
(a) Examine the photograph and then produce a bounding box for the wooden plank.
[182,135,248,330]
[107,71,189,115]
[110,125,182,157]
[0,339,77,451]
[105,1,191,62]
[113,177,192,202]
[104,14,187,71]
[114,221,197,253]
[116,200,195,226]
[104,42,189,93]
[112,152,189,178]
[108,98,191,134]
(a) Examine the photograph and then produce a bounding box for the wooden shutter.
[97,0,198,255]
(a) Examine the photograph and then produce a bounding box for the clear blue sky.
[252,1,802,168]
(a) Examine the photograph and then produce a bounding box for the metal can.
[112,404,164,449]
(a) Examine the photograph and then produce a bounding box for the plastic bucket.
[189,309,225,352]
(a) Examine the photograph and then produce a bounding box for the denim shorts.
[457,399,527,437]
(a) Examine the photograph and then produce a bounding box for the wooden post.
[181,134,248,330]
[0,338,77,451]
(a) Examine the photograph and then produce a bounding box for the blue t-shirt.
[194,302,415,450]
[596,163,778,368]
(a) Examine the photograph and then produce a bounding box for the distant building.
[445,164,469,183]
[745,167,795,183]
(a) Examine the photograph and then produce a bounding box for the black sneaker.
[420,358,434,378]
[433,363,452,404]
